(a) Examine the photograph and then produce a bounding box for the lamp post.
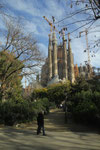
[64,91,68,122]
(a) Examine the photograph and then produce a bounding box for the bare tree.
[55,0,100,54]
[56,1,100,26]
[0,17,44,86]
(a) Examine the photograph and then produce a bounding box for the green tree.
[0,51,24,101]
[71,77,90,95]
[47,82,71,106]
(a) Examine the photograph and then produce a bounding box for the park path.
[0,109,100,150]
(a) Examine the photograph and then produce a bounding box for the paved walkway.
[0,109,100,150]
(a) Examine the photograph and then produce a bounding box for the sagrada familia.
[41,31,92,86]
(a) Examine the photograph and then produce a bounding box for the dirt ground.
[0,109,100,150]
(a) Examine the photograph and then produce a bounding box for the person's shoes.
[37,132,39,135]
[43,134,46,136]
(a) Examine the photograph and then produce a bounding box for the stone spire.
[68,33,75,83]
[74,64,79,78]
[62,31,68,80]
[52,31,58,78]
[48,33,52,80]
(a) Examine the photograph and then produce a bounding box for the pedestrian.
[37,111,46,136]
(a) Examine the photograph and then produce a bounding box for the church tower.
[67,33,75,83]
[41,31,76,86]
[48,33,52,80]
[74,64,79,78]
[52,31,58,78]
[62,31,68,80]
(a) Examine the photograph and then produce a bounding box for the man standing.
[37,111,46,136]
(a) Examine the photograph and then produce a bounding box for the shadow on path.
[0,109,100,150]
[45,109,100,134]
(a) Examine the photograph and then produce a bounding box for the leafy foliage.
[32,98,50,114]
[0,100,35,125]
[31,82,71,106]
[31,88,47,100]
[0,97,50,126]
[67,77,100,125]
[0,51,23,101]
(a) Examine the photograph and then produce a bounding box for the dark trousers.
[37,125,45,135]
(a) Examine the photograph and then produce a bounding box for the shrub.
[41,98,50,114]
[49,102,56,109]
[0,96,51,126]
[0,100,36,126]
[67,90,100,125]
[31,82,71,107]
[31,88,47,100]
[47,82,71,106]
[73,100,98,123]
[32,98,50,114]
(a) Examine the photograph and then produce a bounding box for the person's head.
[39,110,44,115]
[38,110,43,115]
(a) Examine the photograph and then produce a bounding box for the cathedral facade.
[41,31,75,86]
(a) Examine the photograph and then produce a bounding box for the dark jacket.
[37,112,44,126]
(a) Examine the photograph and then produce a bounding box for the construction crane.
[79,29,91,67]
[43,16,67,44]
[43,16,58,32]
[59,27,67,39]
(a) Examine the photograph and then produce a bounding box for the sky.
[0,0,100,86]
